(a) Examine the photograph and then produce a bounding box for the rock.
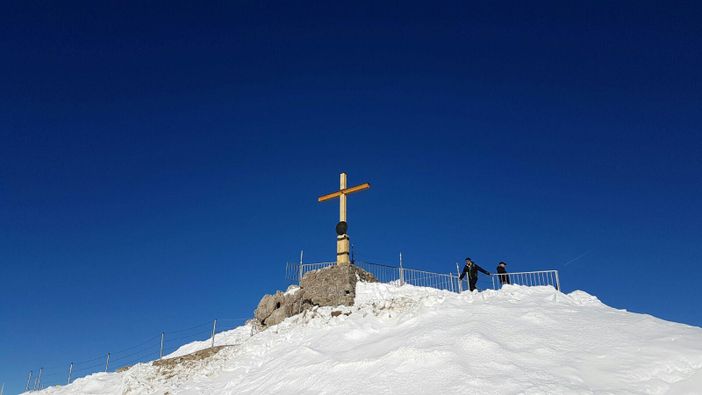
[301,264,377,307]
[253,264,376,330]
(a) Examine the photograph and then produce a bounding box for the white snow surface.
[28,284,702,394]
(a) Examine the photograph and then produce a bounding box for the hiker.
[459,257,491,291]
[496,261,510,285]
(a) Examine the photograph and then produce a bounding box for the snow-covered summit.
[28,284,702,394]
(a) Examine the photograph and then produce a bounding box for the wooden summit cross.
[318,172,371,265]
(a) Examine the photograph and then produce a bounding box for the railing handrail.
[401,267,456,276]
[355,260,404,269]
[490,270,557,276]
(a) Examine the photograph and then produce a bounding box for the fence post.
[160,331,165,359]
[25,371,32,391]
[456,263,463,292]
[105,352,110,372]
[399,252,404,286]
[67,362,73,384]
[211,319,217,348]
[555,271,561,291]
[298,251,304,283]
[1,382,4,395]
[492,274,496,290]
[34,367,43,390]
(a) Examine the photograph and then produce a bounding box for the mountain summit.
[28,283,702,394]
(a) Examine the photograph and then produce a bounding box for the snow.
[27,284,702,394]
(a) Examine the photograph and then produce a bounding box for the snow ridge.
[29,284,702,394]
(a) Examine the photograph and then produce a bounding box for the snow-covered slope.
[28,284,702,394]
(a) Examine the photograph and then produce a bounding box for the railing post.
[555,271,561,291]
[160,331,165,359]
[298,262,303,283]
[211,319,217,348]
[399,252,404,286]
[456,263,462,292]
[25,371,32,391]
[105,352,110,372]
[67,362,73,384]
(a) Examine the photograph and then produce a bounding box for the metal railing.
[490,270,560,291]
[287,261,335,282]
[355,261,403,284]
[287,261,560,293]
[401,267,459,292]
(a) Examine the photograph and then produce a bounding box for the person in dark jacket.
[458,257,491,291]
[496,261,510,285]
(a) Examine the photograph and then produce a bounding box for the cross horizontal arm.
[317,182,371,202]
[318,191,342,202]
[341,182,371,195]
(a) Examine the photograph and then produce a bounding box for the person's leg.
[469,279,477,291]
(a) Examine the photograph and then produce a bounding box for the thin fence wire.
[23,316,252,393]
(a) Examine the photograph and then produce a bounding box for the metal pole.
[105,352,110,372]
[67,362,73,384]
[25,371,32,391]
[298,262,303,283]
[299,250,304,264]
[211,319,217,348]
[456,263,462,292]
[555,271,561,291]
[399,252,404,286]
[36,367,43,390]
[1,382,4,395]
[160,331,165,359]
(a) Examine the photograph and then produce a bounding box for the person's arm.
[476,264,491,275]
[458,266,467,280]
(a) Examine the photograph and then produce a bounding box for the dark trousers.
[469,279,478,291]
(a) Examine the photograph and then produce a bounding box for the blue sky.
[2,1,701,392]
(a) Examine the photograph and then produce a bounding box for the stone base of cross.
[318,172,370,265]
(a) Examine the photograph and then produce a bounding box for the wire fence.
[24,261,561,392]
[22,317,249,392]
[286,260,561,295]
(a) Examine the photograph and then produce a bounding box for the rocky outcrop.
[300,263,377,306]
[253,264,377,330]
[254,287,307,328]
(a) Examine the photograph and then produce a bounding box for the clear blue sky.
[2,1,701,392]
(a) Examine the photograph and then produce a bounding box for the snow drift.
[27,284,702,394]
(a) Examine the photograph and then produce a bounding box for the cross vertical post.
[339,173,347,222]
[318,172,371,266]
